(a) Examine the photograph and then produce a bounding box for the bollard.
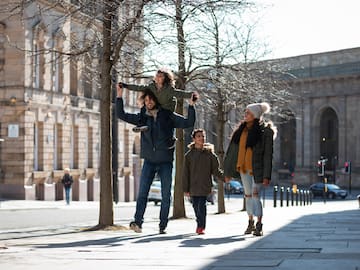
[310,191,313,205]
[286,187,290,207]
[280,186,284,207]
[300,190,303,206]
[291,188,294,206]
[306,190,310,205]
[303,190,306,206]
[296,190,299,206]
[273,185,278,207]
[357,195,360,208]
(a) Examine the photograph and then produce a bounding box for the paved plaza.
[0,198,359,270]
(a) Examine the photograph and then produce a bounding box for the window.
[33,25,46,89]
[87,127,93,168]
[53,34,64,92]
[83,55,92,99]
[70,58,78,96]
[70,125,79,169]
[34,122,44,171]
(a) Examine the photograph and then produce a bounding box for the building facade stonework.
[0,0,143,200]
[274,48,360,189]
[196,48,360,189]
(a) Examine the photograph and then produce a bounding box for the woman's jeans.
[191,196,207,229]
[64,187,71,205]
[134,160,173,230]
[240,173,263,217]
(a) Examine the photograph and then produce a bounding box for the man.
[116,83,197,234]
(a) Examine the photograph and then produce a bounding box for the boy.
[183,129,223,235]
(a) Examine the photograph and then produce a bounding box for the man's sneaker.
[244,220,255,234]
[159,228,166,234]
[253,222,263,236]
[132,126,149,133]
[129,221,142,233]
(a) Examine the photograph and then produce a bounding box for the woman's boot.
[253,222,263,236]
[244,220,255,234]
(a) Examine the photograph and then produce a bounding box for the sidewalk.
[0,199,359,270]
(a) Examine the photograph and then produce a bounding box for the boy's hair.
[156,68,175,88]
[191,128,205,138]
[140,90,160,107]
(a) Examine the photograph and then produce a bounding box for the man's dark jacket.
[116,98,195,163]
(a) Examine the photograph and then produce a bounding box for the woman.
[224,102,275,236]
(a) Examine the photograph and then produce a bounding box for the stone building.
[0,0,143,200]
[273,47,360,189]
[196,47,360,189]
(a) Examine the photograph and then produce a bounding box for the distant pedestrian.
[183,129,223,235]
[224,103,275,236]
[61,168,73,205]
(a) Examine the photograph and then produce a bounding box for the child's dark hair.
[191,128,205,138]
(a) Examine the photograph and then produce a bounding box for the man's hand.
[263,178,270,186]
[116,83,123,98]
[184,192,190,197]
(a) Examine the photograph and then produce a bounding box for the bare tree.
[142,0,262,215]
[3,0,150,228]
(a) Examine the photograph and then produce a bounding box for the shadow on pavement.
[34,233,160,249]
[179,235,245,247]
[196,208,360,269]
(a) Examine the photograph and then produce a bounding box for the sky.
[255,0,360,59]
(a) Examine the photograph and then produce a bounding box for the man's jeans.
[134,160,173,230]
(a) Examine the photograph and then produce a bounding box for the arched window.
[319,108,338,170]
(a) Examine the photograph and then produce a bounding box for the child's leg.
[198,196,207,229]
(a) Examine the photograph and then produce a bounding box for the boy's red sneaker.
[197,227,205,235]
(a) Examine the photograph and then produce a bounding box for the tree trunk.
[98,1,114,227]
[216,102,226,214]
[172,0,186,219]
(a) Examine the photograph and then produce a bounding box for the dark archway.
[319,107,338,170]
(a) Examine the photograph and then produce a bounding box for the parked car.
[225,180,244,194]
[309,183,348,199]
[148,181,162,205]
